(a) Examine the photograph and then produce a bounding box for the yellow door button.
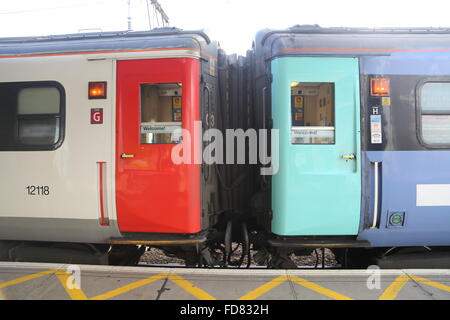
[342,154,356,160]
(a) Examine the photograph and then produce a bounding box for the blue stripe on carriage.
[362,52,450,75]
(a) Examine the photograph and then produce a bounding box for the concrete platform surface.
[1,262,450,300]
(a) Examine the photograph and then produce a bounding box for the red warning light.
[371,78,390,96]
[89,82,107,99]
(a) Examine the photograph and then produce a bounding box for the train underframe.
[3,234,450,269]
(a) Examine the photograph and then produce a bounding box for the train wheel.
[269,248,297,269]
[108,245,145,266]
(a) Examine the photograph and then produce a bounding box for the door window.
[140,83,182,144]
[290,82,335,144]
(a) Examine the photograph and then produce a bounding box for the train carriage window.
[140,83,182,144]
[290,82,335,144]
[420,82,450,145]
[18,87,60,114]
[0,82,64,151]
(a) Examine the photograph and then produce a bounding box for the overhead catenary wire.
[127,0,132,31]
[144,0,169,30]
[146,0,152,29]
[151,0,169,26]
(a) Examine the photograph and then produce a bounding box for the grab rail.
[370,161,380,229]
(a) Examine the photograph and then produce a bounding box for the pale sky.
[1,0,450,54]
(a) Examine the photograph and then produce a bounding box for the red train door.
[116,58,201,234]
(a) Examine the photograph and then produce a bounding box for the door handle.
[342,154,356,160]
[121,153,135,159]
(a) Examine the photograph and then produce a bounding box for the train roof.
[254,24,450,58]
[0,27,216,58]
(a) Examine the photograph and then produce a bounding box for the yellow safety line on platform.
[4,268,450,301]
[168,273,217,300]
[239,275,353,300]
[289,276,353,300]
[379,274,450,300]
[378,275,410,300]
[409,275,450,293]
[0,269,215,300]
[56,270,88,300]
[0,269,57,289]
[238,275,288,300]
[91,273,168,300]
[91,273,217,300]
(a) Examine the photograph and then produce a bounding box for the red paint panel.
[116,58,201,233]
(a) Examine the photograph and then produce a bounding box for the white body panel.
[0,55,116,220]
[0,48,202,243]
[417,184,450,207]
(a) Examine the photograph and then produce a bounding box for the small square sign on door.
[91,108,103,124]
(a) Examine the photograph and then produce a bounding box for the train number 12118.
[26,185,50,196]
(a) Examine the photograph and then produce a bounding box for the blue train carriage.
[250,25,450,268]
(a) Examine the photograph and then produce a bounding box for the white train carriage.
[0,28,224,264]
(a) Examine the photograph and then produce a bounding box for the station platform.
[1,262,450,300]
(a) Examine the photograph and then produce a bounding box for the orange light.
[89,82,107,99]
[371,78,390,96]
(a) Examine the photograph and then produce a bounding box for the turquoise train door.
[271,57,361,236]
